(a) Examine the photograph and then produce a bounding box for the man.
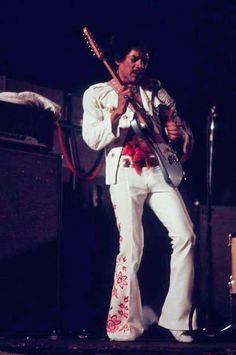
[82,37,197,343]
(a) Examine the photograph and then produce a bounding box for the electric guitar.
[82,26,185,187]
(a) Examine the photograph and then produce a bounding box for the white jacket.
[82,80,193,185]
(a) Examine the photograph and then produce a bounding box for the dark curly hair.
[109,33,150,63]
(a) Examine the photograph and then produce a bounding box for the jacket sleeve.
[82,86,117,151]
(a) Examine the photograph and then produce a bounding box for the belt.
[119,155,159,168]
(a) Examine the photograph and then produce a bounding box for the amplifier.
[0,146,62,334]
[197,205,236,325]
[0,100,54,151]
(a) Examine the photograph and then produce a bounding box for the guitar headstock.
[83,27,105,61]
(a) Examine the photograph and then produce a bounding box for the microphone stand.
[203,105,217,334]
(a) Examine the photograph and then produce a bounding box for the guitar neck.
[102,58,123,87]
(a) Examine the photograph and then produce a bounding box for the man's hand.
[165,120,182,141]
[111,86,134,122]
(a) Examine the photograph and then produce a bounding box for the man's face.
[117,48,149,85]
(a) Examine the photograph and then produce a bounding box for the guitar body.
[149,140,185,188]
[130,117,185,188]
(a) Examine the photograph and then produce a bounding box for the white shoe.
[169,330,194,343]
[142,305,159,330]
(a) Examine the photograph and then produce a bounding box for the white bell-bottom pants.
[106,165,197,341]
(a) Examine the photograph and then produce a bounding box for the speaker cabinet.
[0,145,62,334]
[197,205,236,325]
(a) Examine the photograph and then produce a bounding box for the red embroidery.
[118,301,128,318]
[116,271,128,289]
[107,255,130,335]
[107,314,122,333]
[119,324,129,332]
[112,287,118,299]
[107,295,129,334]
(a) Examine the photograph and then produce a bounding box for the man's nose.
[136,60,145,69]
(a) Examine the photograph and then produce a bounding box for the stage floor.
[0,331,236,355]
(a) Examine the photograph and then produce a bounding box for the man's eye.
[131,57,148,65]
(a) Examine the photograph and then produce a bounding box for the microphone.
[207,106,217,142]
[208,105,217,119]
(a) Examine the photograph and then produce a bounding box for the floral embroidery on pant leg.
[107,256,130,335]
[107,296,129,333]
[112,286,118,298]
[118,297,129,318]
[116,271,128,289]
[118,224,124,243]
[107,313,121,333]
